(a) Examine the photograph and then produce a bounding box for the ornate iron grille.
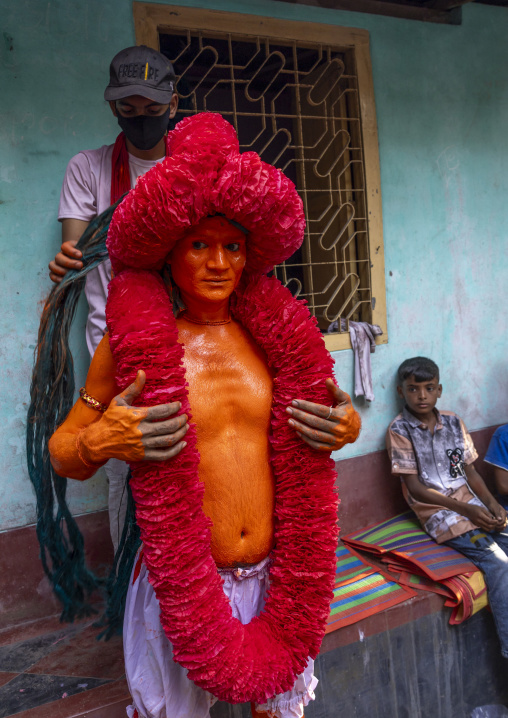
[160,31,372,334]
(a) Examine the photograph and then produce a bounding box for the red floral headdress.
[106,113,338,704]
[108,112,306,277]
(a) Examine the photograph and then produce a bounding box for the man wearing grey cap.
[48,46,178,550]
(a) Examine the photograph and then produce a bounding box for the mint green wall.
[1,0,507,530]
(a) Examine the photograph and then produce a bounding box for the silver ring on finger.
[326,406,333,420]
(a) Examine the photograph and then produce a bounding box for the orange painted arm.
[49,335,187,479]
[48,334,120,480]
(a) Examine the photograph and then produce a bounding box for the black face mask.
[117,107,171,150]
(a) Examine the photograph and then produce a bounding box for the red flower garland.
[106,111,339,703]
[106,270,338,704]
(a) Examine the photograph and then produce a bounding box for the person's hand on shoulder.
[286,378,361,452]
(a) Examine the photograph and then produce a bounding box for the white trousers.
[105,458,129,553]
[124,554,318,718]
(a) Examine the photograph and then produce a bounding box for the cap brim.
[104,84,174,104]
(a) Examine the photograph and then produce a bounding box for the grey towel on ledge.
[327,320,383,401]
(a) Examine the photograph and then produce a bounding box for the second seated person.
[485,424,508,508]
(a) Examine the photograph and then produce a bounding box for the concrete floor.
[1,603,507,717]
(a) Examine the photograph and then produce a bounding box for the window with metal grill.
[135,4,387,351]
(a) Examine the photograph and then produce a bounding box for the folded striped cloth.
[326,542,416,633]
[341,512,476,581]
[339,512,487,626]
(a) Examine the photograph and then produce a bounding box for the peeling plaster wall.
[1,0,507,531]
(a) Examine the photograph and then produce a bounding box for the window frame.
[133,2,387,352]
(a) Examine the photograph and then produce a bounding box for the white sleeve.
[58,152,99,222]
[84,262,111,357]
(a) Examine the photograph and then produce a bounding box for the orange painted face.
[167,216,247,309]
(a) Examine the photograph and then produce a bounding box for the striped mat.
[334,543,374,587]
[395,569,487,624]
[341,512,476,581]
[326,542,415,633]
[339,512,487,626]
[326,570,416,633]
[324,519,487,633]
[340,513,425,554]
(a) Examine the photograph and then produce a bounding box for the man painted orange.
[49,114,361,718]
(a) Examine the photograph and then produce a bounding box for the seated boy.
[386,356,508,658]
[485,424,508,508]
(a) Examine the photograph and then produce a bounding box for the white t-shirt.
[58,144,164,355]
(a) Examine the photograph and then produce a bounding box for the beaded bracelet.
[79,387,108,413]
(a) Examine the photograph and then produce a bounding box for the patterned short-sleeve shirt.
[386,407,484,543]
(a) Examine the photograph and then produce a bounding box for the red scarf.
[110,132,171,204]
